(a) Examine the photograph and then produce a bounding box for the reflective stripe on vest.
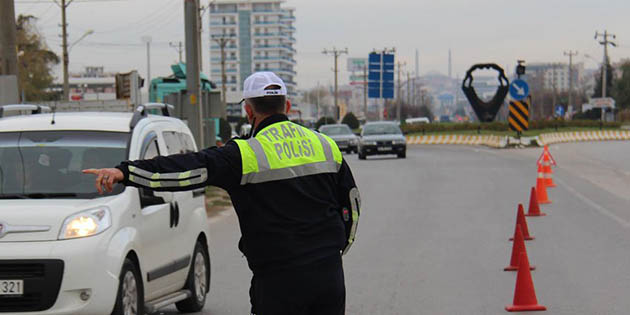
[235,121,342,185]
[127,165,208,188]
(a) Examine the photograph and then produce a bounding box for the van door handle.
[169,202,176,228]
[174,202,180,227]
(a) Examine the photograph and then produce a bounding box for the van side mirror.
[139,189,170,208]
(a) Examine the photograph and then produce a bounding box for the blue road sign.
[368,52,395,99]
[555,105,565,117]
[509,79,529,101]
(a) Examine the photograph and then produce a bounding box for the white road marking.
[556,177,630,229]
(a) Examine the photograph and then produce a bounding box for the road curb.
[406,130,630,148]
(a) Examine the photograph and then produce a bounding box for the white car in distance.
[0,104,211,315]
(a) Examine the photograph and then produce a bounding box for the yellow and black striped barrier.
[508,98,530,132]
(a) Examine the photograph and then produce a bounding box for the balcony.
[281,15,296,21]
[210,22,237,26]
[210,57,239,62]
[211,68,238,73]
[253,20,282,25]
[253,32,283,38]
[210,45,238,50]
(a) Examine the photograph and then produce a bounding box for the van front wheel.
[111,259,144,315]
[176,241,210,312]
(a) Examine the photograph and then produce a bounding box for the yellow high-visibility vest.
[234,121,342,185]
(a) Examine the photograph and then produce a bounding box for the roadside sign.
[555,106,565,117]
[508,98,530,132]
[368,52,395,99]
[347,58,367,72]
[509,79,529,101]
[589,97,615,109]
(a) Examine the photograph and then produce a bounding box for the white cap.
[242,71,287,99]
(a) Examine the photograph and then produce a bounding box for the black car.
[319,124,359,154]
[358,122,407,159]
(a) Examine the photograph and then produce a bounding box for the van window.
[162,131,184,154]
[178,133,196,153]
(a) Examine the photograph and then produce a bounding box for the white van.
[0,104,211,315]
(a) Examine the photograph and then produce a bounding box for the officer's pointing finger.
[106,173,115,192]
[95,172,104,194]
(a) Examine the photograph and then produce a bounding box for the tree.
[219,118,232,142]
[315,116,336,129]
[613,61,630,109]
[16,15,59,101]
[341,112,359,129]
[592,62,615,98]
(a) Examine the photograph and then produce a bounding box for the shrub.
[219,118,232,142]
[341,112,360,129]
[315,116,337,130]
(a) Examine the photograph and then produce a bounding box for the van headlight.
[59,207,111,239]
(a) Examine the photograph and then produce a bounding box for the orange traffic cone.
[540,153,556,187]
[537,145,557,168]
[526,187,546,217]
[544,145,557,166]
[505,224,535,271]
[536,165,551,204]
[510,204,534,241]
[505,252,547,312]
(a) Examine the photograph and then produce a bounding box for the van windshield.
[0,131,129,199]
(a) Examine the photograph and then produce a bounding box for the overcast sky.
[14,0,630,90]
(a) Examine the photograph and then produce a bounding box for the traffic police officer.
[83,72,361,314]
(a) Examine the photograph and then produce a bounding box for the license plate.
[0,280,24,296]
[377,146,391,151]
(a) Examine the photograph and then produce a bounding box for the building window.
[222,17,226,24]
[231,87,237,91]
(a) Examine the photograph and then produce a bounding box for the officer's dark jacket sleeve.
[336,158,360,252]
[115,141,242,192]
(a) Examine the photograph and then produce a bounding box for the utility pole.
[407,71,411,106]
[0,0,18,76]
[595,30,616,98]
[0,0,19,103]
[396,61,406,122]
[363,64,368,121]
[55,0,74,101]
[170,41,184,63]
[142,36,152,94]
[185,0,204,147]
[316,81,321,119]
[322,47,348,121]
[211,34,231,119]
[564,50,578,112]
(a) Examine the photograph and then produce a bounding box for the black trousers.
[250,254,345,315]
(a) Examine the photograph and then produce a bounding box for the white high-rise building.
[526,62,584,92]
[209,0,296,115]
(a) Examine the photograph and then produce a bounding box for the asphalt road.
[162,141,630,315]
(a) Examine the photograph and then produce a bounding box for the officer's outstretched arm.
[336,159,360,255]
[114,143,241,192]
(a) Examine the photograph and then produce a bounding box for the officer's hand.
[82,168,124,194]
